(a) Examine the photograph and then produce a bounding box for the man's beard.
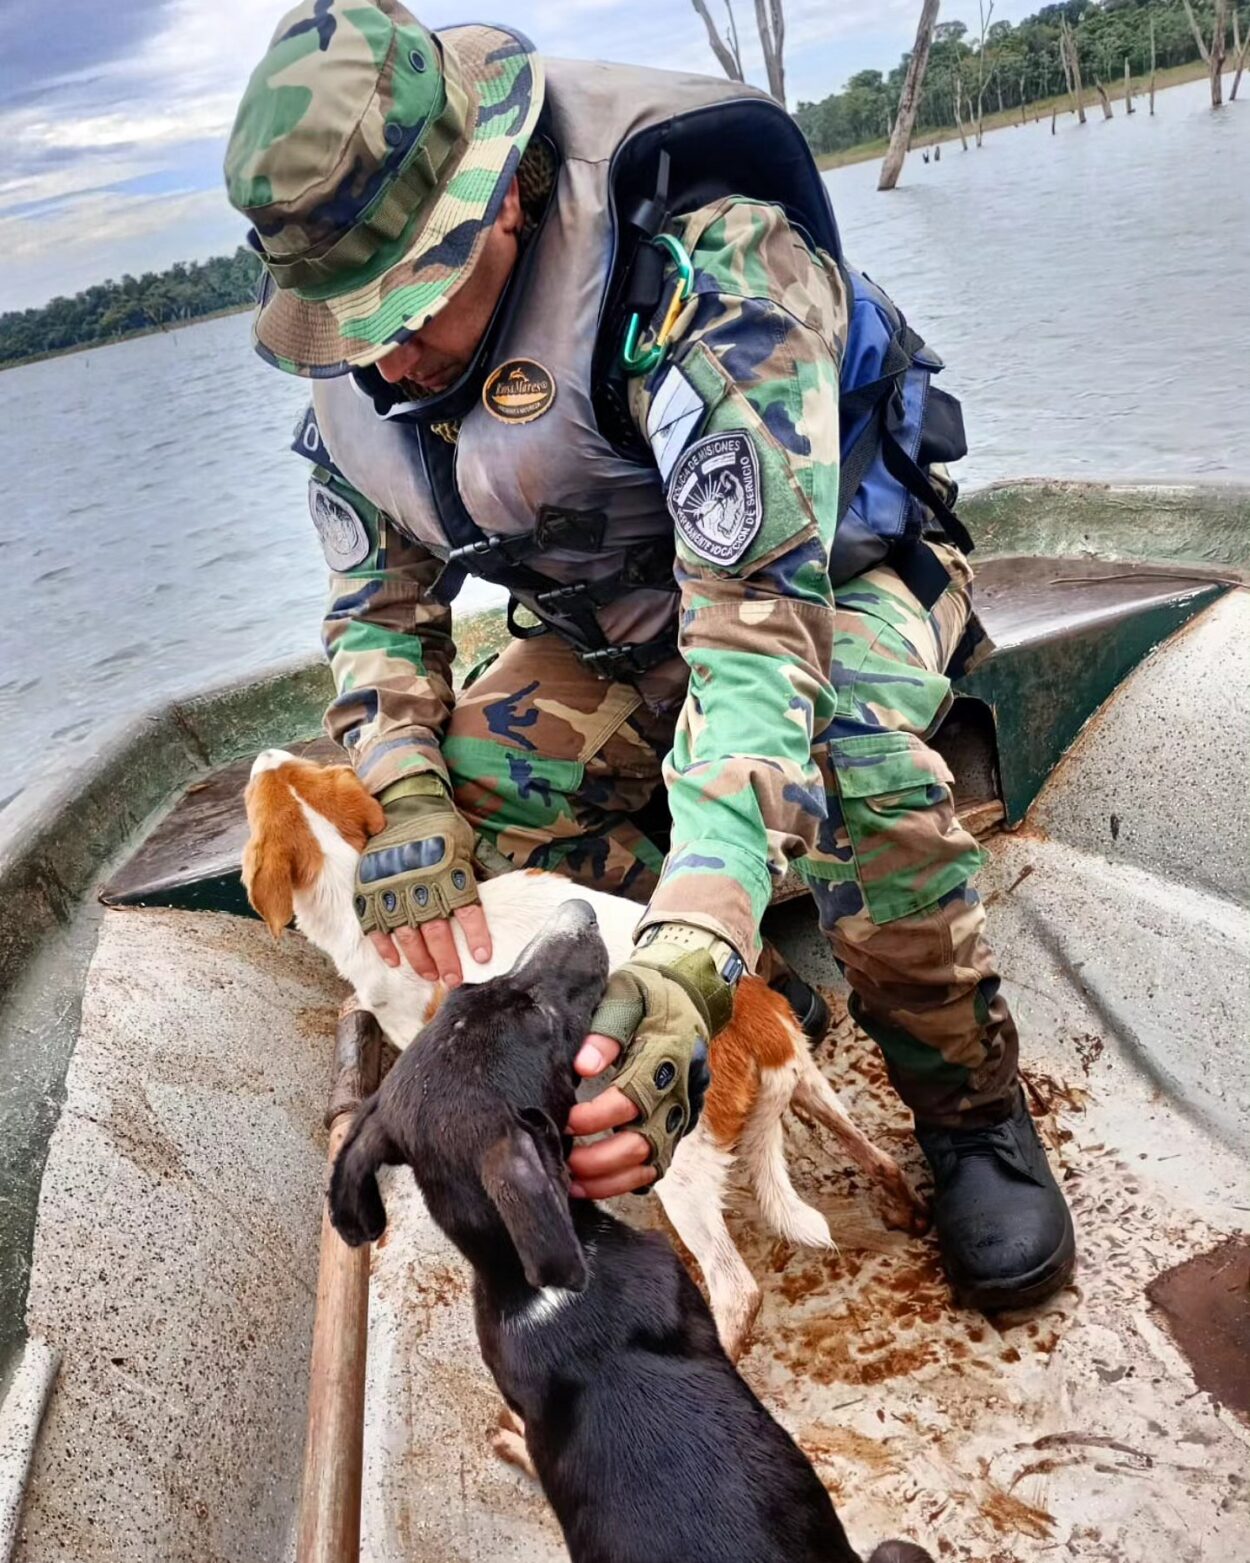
[397,376,439,401]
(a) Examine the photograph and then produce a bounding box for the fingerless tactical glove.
[588,923,743,1179]
[353,775,479,935]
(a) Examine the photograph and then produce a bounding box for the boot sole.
[950,1213,1077,1313]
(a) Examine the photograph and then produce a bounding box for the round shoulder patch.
[666,431,762,567]
[482,358,556,424]
[309,479,371,572]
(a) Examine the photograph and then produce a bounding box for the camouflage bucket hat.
[224,0,543,376]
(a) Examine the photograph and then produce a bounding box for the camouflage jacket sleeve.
[315,469,457,794]
[629,197,849,968]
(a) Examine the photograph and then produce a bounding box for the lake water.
[1,76,1245,812]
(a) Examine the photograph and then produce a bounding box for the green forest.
[796,0,1247,154]
[0,247,262,370]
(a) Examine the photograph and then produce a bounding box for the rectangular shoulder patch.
[666,431,762,567]
[645,365,706,484]
[291,403,344,480]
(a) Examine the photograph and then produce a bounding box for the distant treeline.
[796,0,1248,154]
[0,247,262,369]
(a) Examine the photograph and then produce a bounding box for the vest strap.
[889,539,954,613]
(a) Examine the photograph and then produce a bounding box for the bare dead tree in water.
[1061,18,1087,124]
[1093,77,1114,116]
[754,0,786,103]
[690,0,785,103]
[974,0,995,146]
[879,0,942,191]
[1124,57,1134,112]
[1232,9,1250,99]
[1149,14,1157,112]
[689,0,745,82]
[1209,0,1229,104]
[1182,0,1230,105]
[954,71,970,148]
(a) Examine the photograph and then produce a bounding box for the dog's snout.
[552,898,598,934]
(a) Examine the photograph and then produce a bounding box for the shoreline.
[815,57,1214,170]
[0,303,252,375]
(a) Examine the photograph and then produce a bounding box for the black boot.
[769,970,831,1047]
[916,1091,1075,1311]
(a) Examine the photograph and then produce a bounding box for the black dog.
[330,900,932,1563]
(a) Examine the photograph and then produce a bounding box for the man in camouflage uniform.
[225,0,1074,1309]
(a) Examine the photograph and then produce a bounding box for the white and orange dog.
[242,749,922,1358]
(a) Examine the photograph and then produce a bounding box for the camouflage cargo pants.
[446,544,1018,1128]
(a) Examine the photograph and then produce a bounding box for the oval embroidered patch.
[667,431,762,566]
[482,358,557,424]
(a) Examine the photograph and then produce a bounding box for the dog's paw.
[717,1284,762,1365]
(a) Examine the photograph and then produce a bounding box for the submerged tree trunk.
[878,0,942,191]
[1209,0,1228,106]
[1063,20,1087,125]
[1094,77,1114,117]
[1124,57,1134,112]
[1150,16,1157,112]
[954,73,970,149]
[1051,100,1058,133]
[1232,10,1248,100]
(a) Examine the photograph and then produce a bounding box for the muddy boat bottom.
[14,859,1247,1562]
[5,487,1249,1561]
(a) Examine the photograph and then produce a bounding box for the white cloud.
[0,187,240,310]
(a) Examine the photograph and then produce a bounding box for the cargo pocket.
[829,731,983,925]
[442,735,585,840]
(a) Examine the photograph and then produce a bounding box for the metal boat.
[1,481,1246,1562]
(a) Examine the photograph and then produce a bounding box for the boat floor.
[14,877,1249,1562]
[15,580,1250,1563]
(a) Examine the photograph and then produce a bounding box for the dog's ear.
[241,832,294,938]
[329,1096,398,1247]
[242,771,322,937]
[480,1118,587,1293]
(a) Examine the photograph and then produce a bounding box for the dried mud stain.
[747,1019,1077,1397]
[979,1482,1056,1541]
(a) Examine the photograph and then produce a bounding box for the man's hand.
[567,1035,654,1198]
[357,776,492,987]
[566,929,740,1200]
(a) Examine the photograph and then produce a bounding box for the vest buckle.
[580,638,679,681]
[447,533,532,567]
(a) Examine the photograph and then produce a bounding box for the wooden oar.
[297,1002,384,1563]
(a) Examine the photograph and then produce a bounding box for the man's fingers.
[570,1163,657,1201]
[567,1127,650,1181]
[417,917,464,986]
[453,902,492,966]
[574,1033,623,1078]
[368,930,401,969]
[392,924,439,982]
[567,1087,638,1138]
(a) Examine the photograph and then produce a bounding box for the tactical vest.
[304,52,970,694]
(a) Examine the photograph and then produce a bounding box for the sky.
[0,0,1042,314]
